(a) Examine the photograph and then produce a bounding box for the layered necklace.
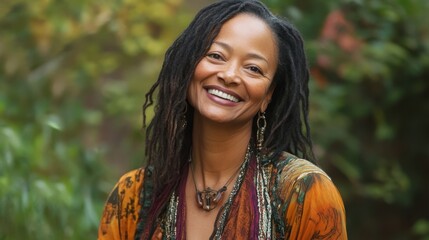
[189,145,251,211]
[162,144,273,239]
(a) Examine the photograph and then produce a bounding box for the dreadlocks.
[141,0,313,235]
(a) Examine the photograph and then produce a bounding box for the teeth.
[208,89,239,103]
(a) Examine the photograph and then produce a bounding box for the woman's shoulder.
[268,151,341,202]
[272,151,330,182]
[268,152,348,239]
[114,167,146,191]
[98,168,146,240]
[105,167,146,212]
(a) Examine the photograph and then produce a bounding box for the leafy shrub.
[0,0,186,238]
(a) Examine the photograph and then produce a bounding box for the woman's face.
[187,13,278,126]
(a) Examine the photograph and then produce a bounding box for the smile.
[207,89,240,103]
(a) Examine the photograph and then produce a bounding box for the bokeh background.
[1,0,428,239]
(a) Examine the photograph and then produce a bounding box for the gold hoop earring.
[257,111,266,153]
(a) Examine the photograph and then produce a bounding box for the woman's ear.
[260,88,273,113]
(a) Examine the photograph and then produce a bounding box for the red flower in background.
[312,9,363,87]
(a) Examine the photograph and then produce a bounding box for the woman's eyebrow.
[213,41,269,64]
[213,41,232,51]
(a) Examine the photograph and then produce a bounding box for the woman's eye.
[249,66,263,75]
[207,53,223,60]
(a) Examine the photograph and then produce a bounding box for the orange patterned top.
[98,152,347,239]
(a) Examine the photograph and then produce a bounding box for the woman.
[98,0,347,239]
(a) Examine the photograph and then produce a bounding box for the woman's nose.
[217,63,241,85]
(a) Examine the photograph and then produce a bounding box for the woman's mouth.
[207,89,240,103]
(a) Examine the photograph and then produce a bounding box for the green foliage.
[0,0,187,239]
[265,0,429,239]
[0,123,105,239]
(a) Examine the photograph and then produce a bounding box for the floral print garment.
[98,152,347,239]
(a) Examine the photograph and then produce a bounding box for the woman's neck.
[190,114,252,187]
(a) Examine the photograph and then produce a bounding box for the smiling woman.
[187,13,276,125]
[98,0,348,239]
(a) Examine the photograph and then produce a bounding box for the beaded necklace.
[189,148,249,211]
[161,144,273,239]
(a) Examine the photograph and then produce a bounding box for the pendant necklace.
[189,148,250,211]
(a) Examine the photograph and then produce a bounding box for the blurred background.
[0,0,428,239]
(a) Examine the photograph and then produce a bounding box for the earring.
[257,111,266,153]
